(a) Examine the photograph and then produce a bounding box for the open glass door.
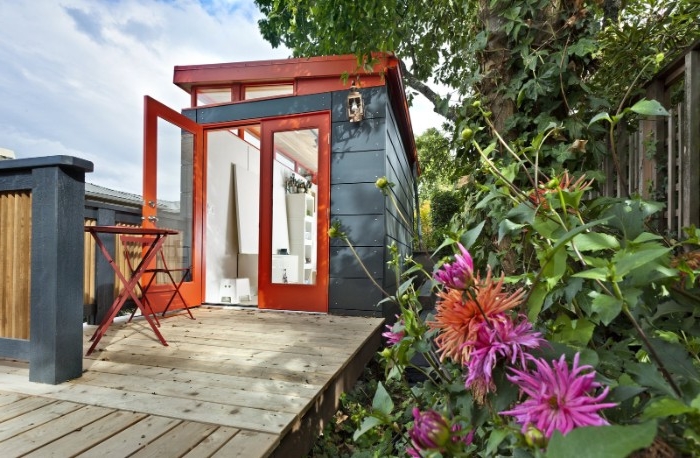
[259,114,330,312]
[142,96,204,312]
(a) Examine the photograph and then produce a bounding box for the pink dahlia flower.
[408,408,452,453]
[433,243,474,290]
[464,314,544,402]
[382,316,405,346]
[500,353,617,439]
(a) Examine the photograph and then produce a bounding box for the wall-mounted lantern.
[346,81,364,122]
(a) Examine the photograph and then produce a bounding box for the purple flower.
[500,353,617,439]
[464,314,544,402]
[382,315,405,346]
[434,243,474,290]
[408,408,452,452]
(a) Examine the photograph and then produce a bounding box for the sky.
[0,0,444,194]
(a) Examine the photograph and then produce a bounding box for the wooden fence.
[605,40,700,237]
[0,191,31,340]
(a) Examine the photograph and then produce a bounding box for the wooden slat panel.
[115,223,141,297]
[0,404,113,456]
[0,191,31,339]
[211,430,279,458]
[0,400,82,442]
[0,308,385,457]
[74,415,181,458]
[0,396,55,422]
[129,421,218,458]
[181,427,241,458]
[84,218,97,304]
[82,360,320,399]
[24,410,148,458]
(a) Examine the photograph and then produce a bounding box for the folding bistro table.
[85,225,179,355]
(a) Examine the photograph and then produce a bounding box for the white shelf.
[285,193,316,284]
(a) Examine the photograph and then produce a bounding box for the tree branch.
[398,60,456,123]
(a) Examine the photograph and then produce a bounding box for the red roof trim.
[174,54,391,90]
[173,53,417,167]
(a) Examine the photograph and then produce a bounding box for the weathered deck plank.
[0,405,113,456]
[23,410,149,458]
[0,306,384,458]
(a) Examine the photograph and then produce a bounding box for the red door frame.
[258,113,330,312]
[142,96,205,311]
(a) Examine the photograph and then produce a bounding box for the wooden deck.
[0,306,384,457]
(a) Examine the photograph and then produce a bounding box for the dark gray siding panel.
[328,307,383,317]
[329,278,383,312]
[330,183,384,214]
[188,93,332,124]
[329,88,387,317]
[331,150,384,184]
[332,119,386,153]
[330,215,384,247]
[332,86,389,123]
[329,246,384,278]
[381,89,416,309]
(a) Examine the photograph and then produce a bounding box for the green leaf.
[614,246,670,278]
[460,221,485,249]
[551,314,595,346]
[498,219,524,242]
[589,292,623,325]
[546,422,657,458]
[485,428,509,456]
[630,98,669,117]
[573,267,608,280]
[372,382,394,415]
[641,397,695,420]
[353,416,382,441]
[527,282,548,322]
[627,362,678,398]
[692,394,700,410]
[648,339,700,383]
[550,218,613,253]
[631,232,663,244]
[571,232,620,252]
[506,202,537,224]
[589,111,612,126]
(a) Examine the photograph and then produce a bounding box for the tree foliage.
[415,128,455,200]
[255,0,700,141]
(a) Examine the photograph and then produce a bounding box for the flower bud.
[409,408,452,451]
[375,176,389,189]
[524,426,546,448]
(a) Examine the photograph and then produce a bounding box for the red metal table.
[85,225,178,356]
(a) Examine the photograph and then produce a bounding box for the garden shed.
[142,54,418,318]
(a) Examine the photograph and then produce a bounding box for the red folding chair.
[120,234,195,321]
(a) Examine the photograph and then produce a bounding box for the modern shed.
[141,54,418,318]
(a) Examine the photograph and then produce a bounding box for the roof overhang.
[173,54,417,167]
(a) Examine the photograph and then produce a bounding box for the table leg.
[86,232,170,355]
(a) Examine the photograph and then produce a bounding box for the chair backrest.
[119,234,163,274]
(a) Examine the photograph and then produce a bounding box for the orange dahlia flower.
[428,270,526,364]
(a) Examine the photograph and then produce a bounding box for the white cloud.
[0,0,442,193]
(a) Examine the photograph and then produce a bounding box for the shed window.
[244,84,293,100]
[196,88,232,106]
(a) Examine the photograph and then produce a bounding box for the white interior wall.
[272,161,291,254]
[205,130,259,303]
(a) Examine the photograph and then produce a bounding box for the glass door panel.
[259,114,329,312]
[143,96,203,311]
[154,119,193,286]
[271,128,318,285]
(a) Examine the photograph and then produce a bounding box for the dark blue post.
[0,155,93,384]
[94,207,117,324]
